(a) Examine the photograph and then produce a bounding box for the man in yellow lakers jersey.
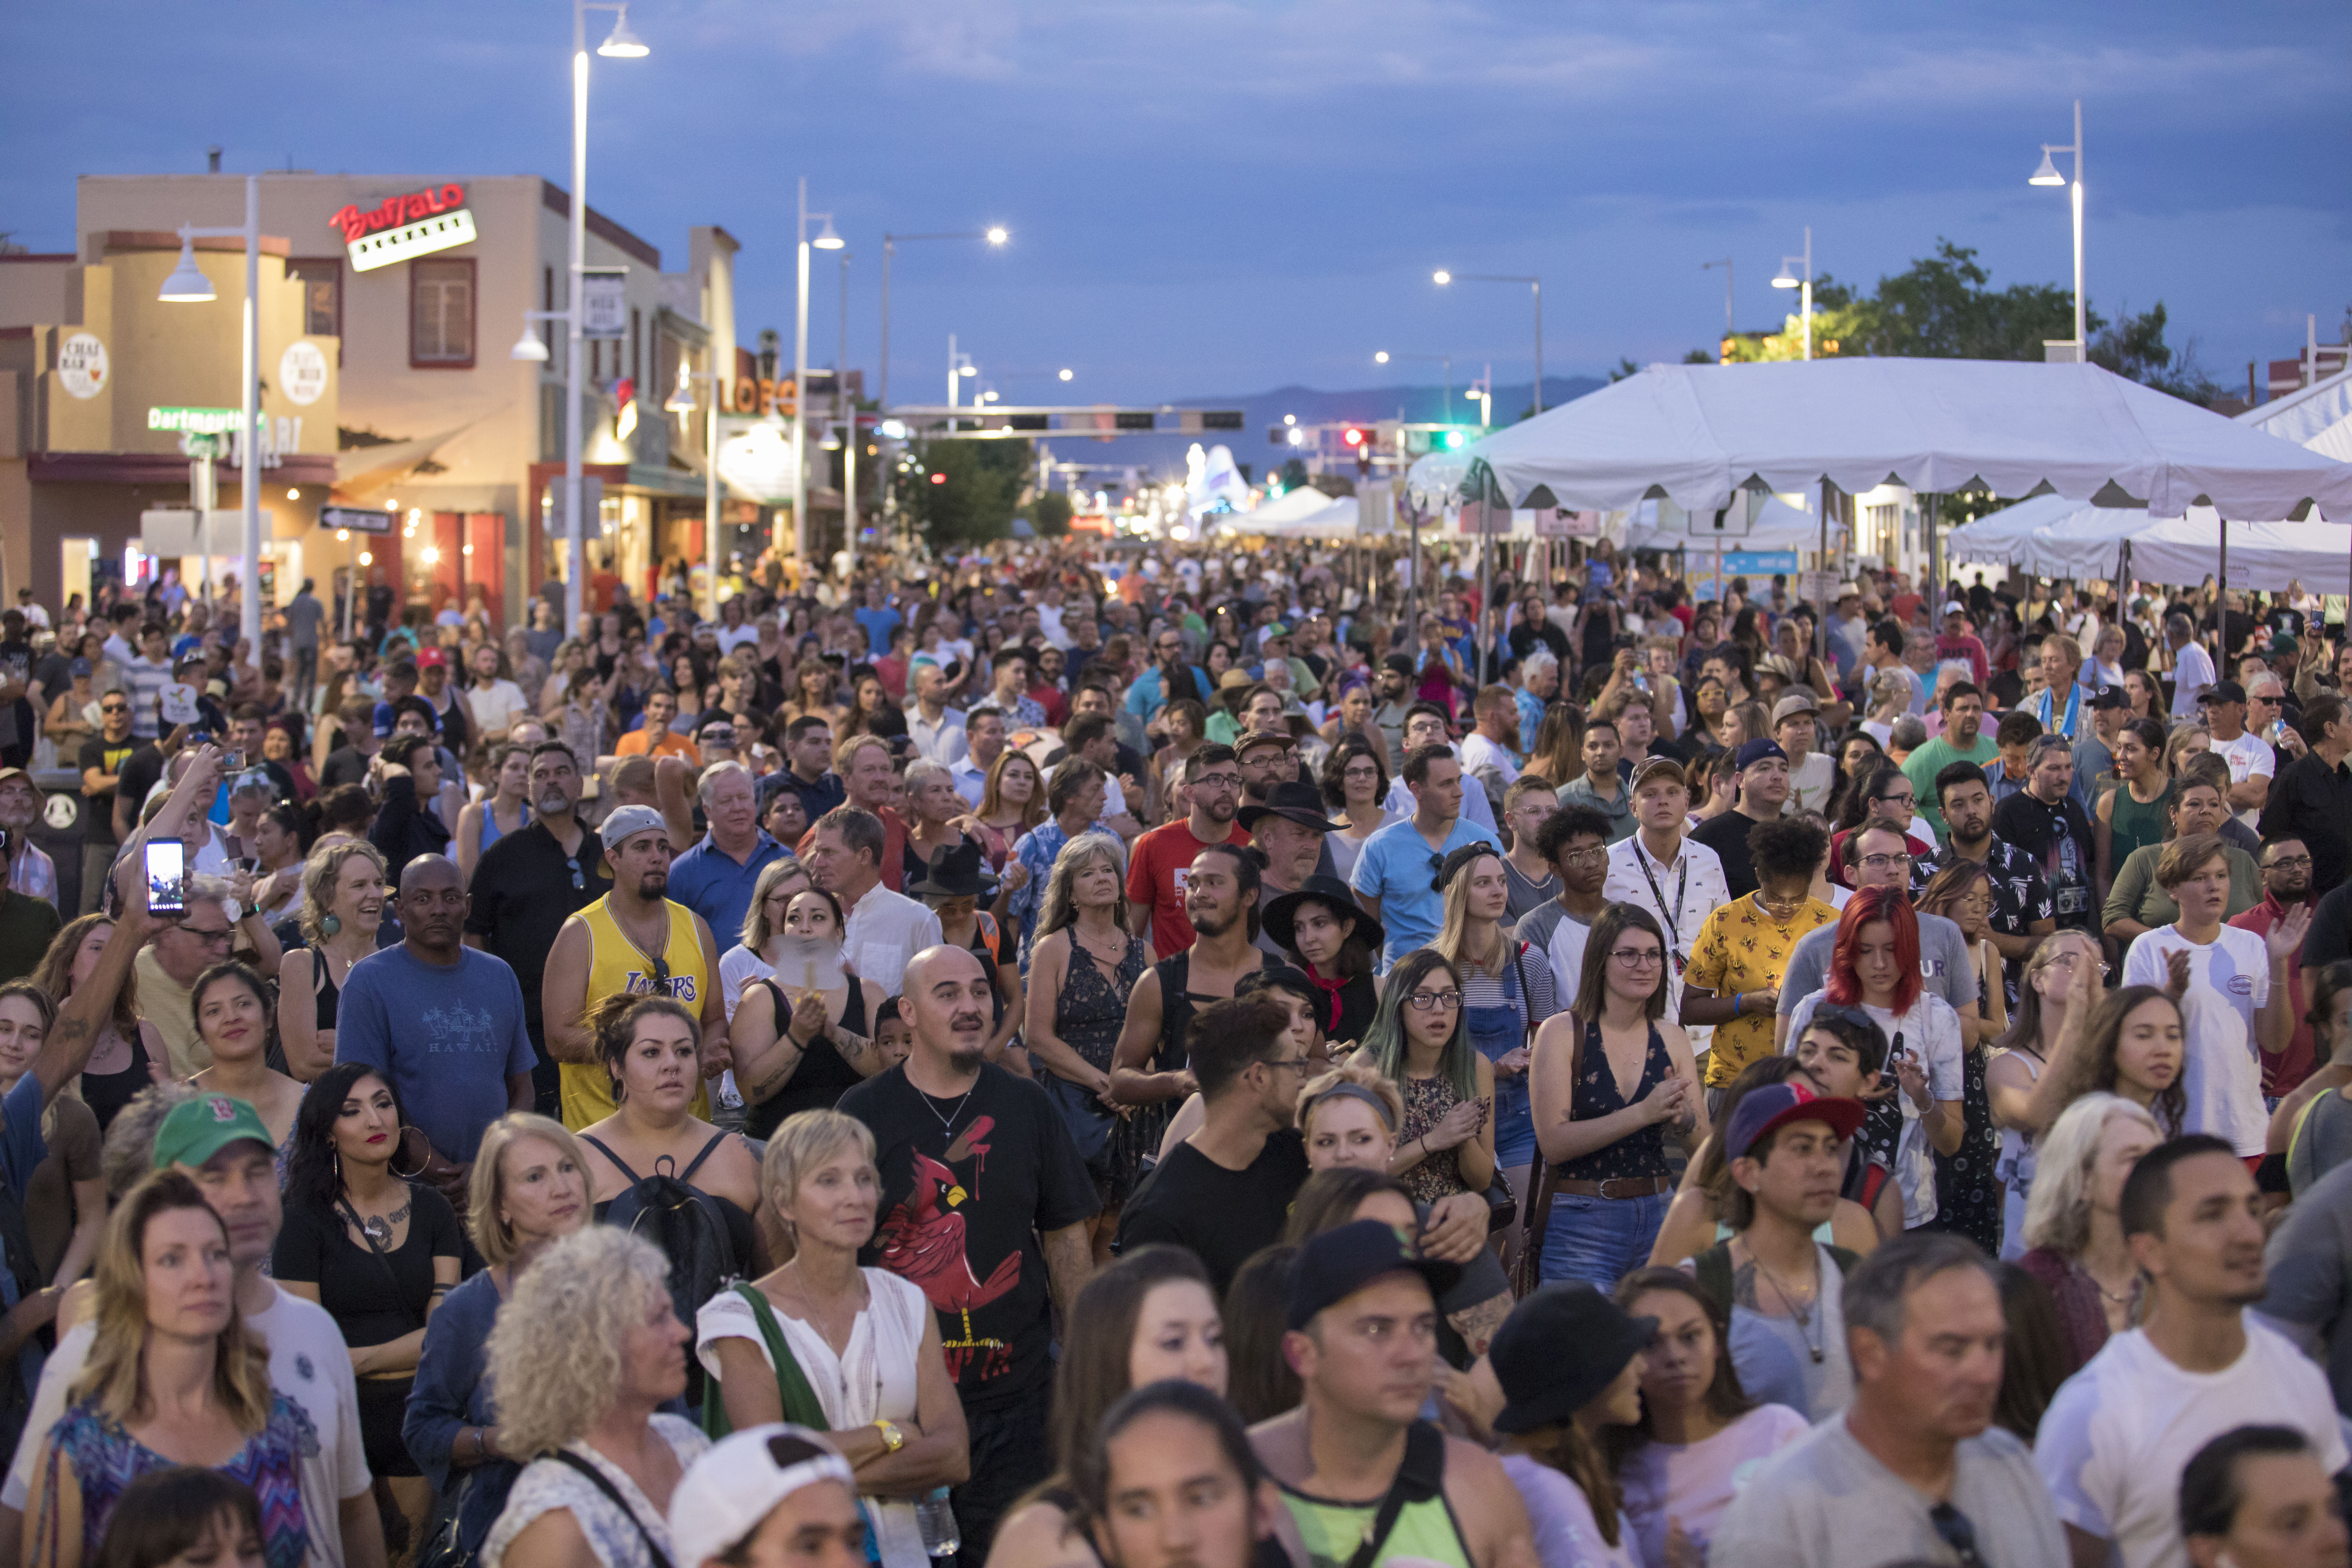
[543,804,731,1129]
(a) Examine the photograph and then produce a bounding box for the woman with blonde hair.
[26,1170,310,1568]
[33,916,164,1135]
[1858,671,1911,751]
[1428,843,1558,1268]
[2016,1092,2161,1373]
[1985,930,2106,1260]
[729,888,884,1140]
[403,1115,593,1564]
[478,1228,705,1568]
[1024,835,1149,1258]
[714,856,814,1021]
[275,840,387,1084]
[696,1113,965,1567]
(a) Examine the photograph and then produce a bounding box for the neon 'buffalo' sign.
[328,185,467,244]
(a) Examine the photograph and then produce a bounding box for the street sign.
[581,270,628,339]
[1723,551,1800,575]
[320,505,392,536]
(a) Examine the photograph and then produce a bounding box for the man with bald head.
[337,854,537,1200]
[838,943,1100,1563]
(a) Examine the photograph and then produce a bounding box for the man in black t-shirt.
[1115,991,1312,1294]
[838,943,1098,1566]
[77,692,139,915]
[1690,739,1790,899]
[1991,735,2098,932]
[0,614,35,771]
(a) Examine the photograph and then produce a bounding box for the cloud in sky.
[3,0,2343,407]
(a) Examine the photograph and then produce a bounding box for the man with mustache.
[838,944,1099,1567]
[464,741,614,1114]
[2037,1138,2346,1568]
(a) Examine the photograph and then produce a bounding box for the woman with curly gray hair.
[481,1227,705,1568]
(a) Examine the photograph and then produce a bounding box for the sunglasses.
[1929,1503,1988,1568]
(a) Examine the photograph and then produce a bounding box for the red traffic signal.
[1342,426,1367,447]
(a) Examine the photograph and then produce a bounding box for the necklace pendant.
[1808,1347,1824,1364]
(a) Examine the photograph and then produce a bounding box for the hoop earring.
[389,1127,429,1181]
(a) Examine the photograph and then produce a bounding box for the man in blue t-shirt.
[852,587,903,666]
[337,855,536,1172]
[1349,744,1499,966]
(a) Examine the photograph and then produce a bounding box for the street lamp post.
[1771,228,1813,360]
[878,226,1007,411]
[1432,270,1542,414]
[2030,99,2087,356]
[551,1,646,638]
[793,180,845,565]
[1702,258,1734,353]
[156,173,262,672]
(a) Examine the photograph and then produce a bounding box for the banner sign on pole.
[320,505,392,536]
[580,270,629,340]
[1722,551,1799,576]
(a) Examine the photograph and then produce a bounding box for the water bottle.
[915,1488,960,1559]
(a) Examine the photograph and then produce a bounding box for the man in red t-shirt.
[1125,744,1248,958]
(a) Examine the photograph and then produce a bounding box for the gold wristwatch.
[871,1418,906,1453]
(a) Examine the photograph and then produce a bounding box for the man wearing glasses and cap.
[2198,680,2277,831]
[1238,781,1341,957]
[76,687,137,915]
[1714,1231,2065,1568]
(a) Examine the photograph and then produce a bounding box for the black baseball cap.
[2087,684,2130,711]
[2199,679,2247,706]
[1382,653,1416,679]
[1286,1219,1460,1330]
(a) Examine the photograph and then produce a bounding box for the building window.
[411,258,475,368]
[286,259,342,356]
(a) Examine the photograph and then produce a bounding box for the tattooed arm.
[35,861,154,1107]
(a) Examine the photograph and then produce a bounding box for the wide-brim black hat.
[1237,779,1343,835]
[1490,1284,1658,1434]
[907,839,999,899]
[1261,875,1384,956]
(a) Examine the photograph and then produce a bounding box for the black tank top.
[1557,1018,1674,1182]
[1154,948,1263,1071]
[79,1024,154,1135]
[314,950,346,1032]
[746,976,870,1139]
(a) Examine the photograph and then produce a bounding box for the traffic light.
[1341,425,1368,448]
[1344,425,1373,475]
[1441,429,1465,449]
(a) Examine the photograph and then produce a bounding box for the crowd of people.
[0,540,2341,1568]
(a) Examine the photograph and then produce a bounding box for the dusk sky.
[6,1,2345,411]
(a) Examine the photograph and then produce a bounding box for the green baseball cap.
[153,1094,274,1171]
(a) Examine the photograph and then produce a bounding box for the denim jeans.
[1540,1189,1671,1289]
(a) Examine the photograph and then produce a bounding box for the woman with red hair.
[1783,885,1966,1231]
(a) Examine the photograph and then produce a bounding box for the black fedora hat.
[1490,1285,1658,1434]
[1237,780,1343,835]
[1261,875,1385,956]
[908,840,999,900]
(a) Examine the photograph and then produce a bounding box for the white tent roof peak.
[2239,365,2352,463]
[1406,358,2352,521]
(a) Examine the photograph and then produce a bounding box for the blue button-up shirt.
[668,829,791,948]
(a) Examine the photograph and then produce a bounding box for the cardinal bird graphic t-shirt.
[840,1062,1101,1412]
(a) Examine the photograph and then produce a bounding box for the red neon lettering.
[327,184,469,243]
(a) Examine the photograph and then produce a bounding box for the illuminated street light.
[2029,99,2087,356]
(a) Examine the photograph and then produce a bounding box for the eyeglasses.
[1192,773,1241,791]
[1812,1003,1877,1030]
[1928,1503,1989,1568]
[1609,948,1665,967]
[1871,793,1915,810]
[1404,990,1463,1011]
[2048,952,2111,978]
[1558,847,1609,866]
[100,703,129,714]
[176,923,236,948]
[564,855,584,891]
[1858,853,1908,871]
[2264,853,2314,870]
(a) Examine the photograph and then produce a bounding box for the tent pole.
[1478,480,1494,686]
[2219,518,2229,660]
[1816,479,1832,673]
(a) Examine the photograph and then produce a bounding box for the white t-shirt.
[715,623,761,656]
[466,679,531,737]
[2170,642,2217,716]
[6,1285,370,1568]
[1785,989,1964,1227]
[1458,731,1521,789]
[2035,1321,2346,1568]
[2121,924,2269,1155]
[717,943,775,1020]
[1546,909,1596,1013]
[2213,728,2276,827]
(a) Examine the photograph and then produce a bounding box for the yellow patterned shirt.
[1683,894,1841,1087]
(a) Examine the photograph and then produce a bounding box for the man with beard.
[2231,834,2323,1102]
[338,855,537,1174]
[1239,781,1339,954]
[1126,625,1211,719]
[1370,653,1416,768]
[1354,746,1502,967]
[1714,1233,2065,1567]
[1112,844,1270,1137]
[540,806,728,1130]
[762,713,848,824]
[1934,762,2056,1000]
[1993,735,2100,934]
[1125,745,1248,959]
[838,943,1097,1566]
[1899,681,1999,845]
[464,741,614,1112]
[2037,1138,2346,1568]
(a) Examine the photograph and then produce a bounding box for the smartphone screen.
[144,840,186,917]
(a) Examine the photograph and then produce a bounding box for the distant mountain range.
[1030,374,1605,487]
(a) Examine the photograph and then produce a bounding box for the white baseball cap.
[667,1426,856,1568]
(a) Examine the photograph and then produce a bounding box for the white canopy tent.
[1406,359,2352,521]
[2244,365,2352,463]
[1218,489,1359,538]
[1625,492,1843,553]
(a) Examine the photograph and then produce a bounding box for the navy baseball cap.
[1286,1219,1460,1330]
[1732,739,1788,770]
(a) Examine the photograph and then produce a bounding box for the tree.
[897,438,1030,542]
[1723,241,2082,364]
[1028,490,1074,537]
[2090,301,2225,405]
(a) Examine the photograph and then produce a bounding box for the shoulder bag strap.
[1507,941,1540,1045]
[578,1134,643,1185]
[551,1451,675,1568]
[1694,1241,1735,1312]
[1341,1421,1447,1568]
[336,1193,428,1331]
[677,1130,731,1184]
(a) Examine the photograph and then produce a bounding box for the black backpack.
[581,1132,741,1404]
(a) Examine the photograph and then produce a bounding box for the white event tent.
[1407,358,2352,526]
[1219,487,1359,537]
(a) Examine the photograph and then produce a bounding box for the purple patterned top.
[39,1392,317,1568]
